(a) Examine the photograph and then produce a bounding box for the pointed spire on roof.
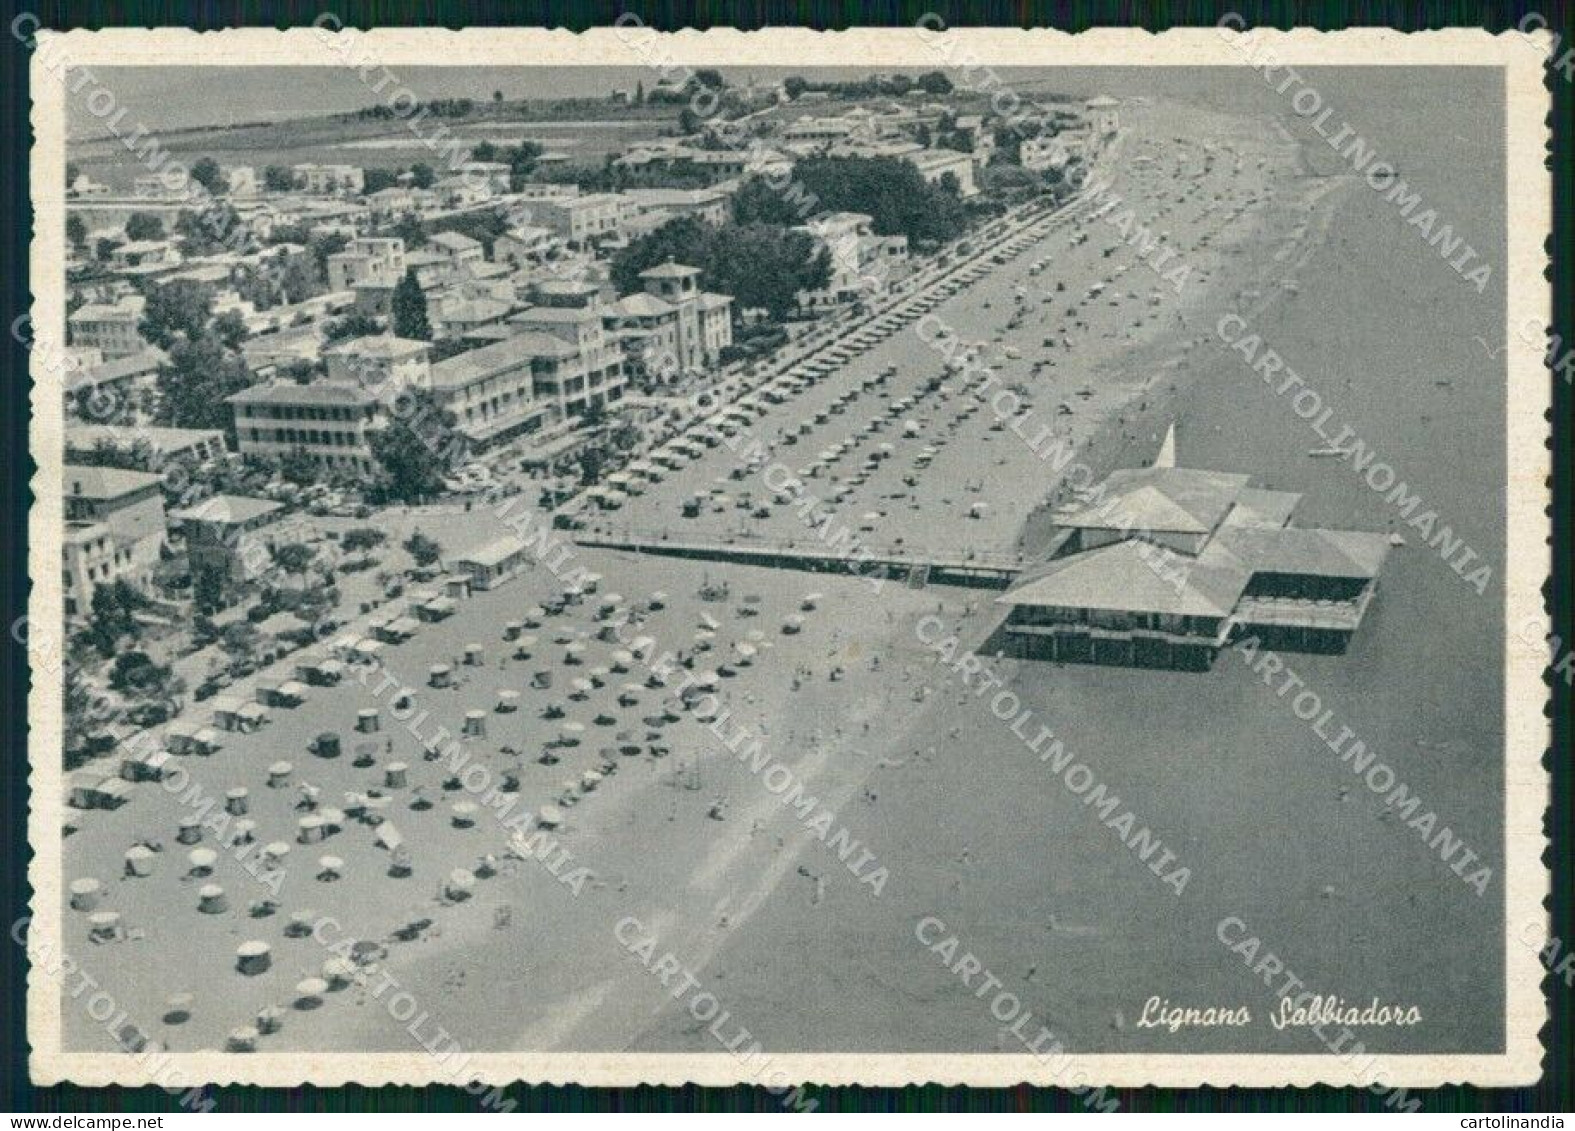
[1154,422,1177,469]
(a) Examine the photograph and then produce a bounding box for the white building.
[227,381,385,474]
[324,334,432,392]
[425,336,554,452]
[62,464,167,619]
[327,237,407,292]
[533,193,635,247]
[906,148,978,198]
[793,212,908,311]
[68,295,148,360]
[293,163,365,195]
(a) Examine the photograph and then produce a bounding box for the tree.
[279,258,320,305]
[577,445,606,485]
[125,212,165,241]
[792,156,968,248]
[213,309,249,351]
[307,231,350,282]
[391,268,431,340]
[409,162,435,189]
[271,541,318,587]
[191,156,229,196]
[505,141,544,191]
[783,76,808,100]
[471,140,499,162]
[323,312,383,342]
[66,161,80,187]
[218,621,263,670]
[492,89,504,103]
[341,527,387,554]
[94,237,120,262]
[66,214,87,249]
[706,224,829,319]
[693,68,725,90]
[139,279,215,350]
[83,579,146,657]
[191,555,228,615]
[362,167,398,195]
[278,446,318,486]
[174,202,248,255]
[610,215,713,294]
[678,106,703,135]
[402,530,442,569]
[731,176,810,226]
[157,332,253,435]
[610,216,828,320]
[263,165,296,192]
[369,389,454,503]
[634,80,645,104]
[393,212,428,249]
[108,650,165,694]
[915,71,954,95]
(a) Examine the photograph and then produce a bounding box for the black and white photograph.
[19,24,1553,1104]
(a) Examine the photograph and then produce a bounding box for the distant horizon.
[63,65,1010,140]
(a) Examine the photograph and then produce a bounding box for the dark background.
[1,0,1568,1114]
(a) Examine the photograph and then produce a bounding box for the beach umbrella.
[444,869,477,901]
[69,878,101,912]
[317,856,344,881]
[294,977,328,1010]
[123,846,155,878]
[88,911,123,944]
[235,941,272,977]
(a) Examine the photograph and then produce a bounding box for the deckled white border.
[27,26,1551,1089]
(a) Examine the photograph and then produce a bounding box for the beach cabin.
[256,680,308,709]
[417,596,458,623]
[69,772,133,811]
[164,720,204,756]
[455,535,531,592]
[373,617,419,644]
[163,723,223,757]
[296,657,345,687]
[120,747,172,783]
[212,696,268,733]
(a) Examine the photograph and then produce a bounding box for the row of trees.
[469,140,545,191]
[781,71,953,100]
[610,214,830,320]
[731,156,969,250]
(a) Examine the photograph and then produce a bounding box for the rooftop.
[1055,467,1251,536]
[428,337,538,389]
[64,464,161,500]
[324,335,430,362]
[608,292,676,319]
[429,231,482,252]
[226,381,377,407]
[170,494,285,527]
[640,261,702,280]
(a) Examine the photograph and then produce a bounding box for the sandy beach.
[60,74,1507,1063]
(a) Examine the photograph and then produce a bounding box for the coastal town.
[49,62,1493,1066]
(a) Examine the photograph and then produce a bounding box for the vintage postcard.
[24,26,1551,1097]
